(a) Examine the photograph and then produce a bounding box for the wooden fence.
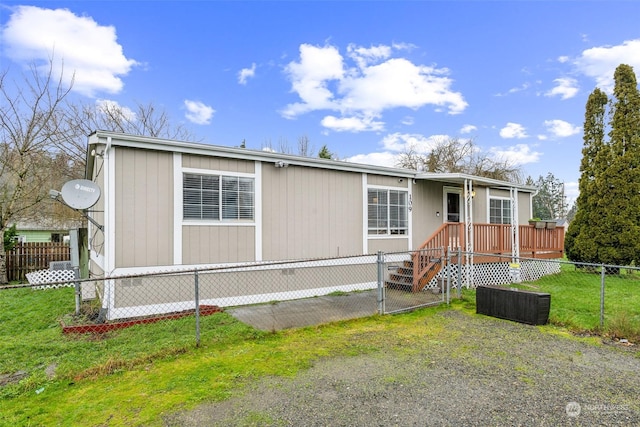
[5,243,71,282]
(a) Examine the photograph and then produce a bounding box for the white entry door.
[444,187,462,223]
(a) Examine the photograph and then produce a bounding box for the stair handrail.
[412,223,463,288]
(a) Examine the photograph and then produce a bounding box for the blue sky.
[2,1,639,205]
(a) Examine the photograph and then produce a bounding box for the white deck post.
[464,179,474,288]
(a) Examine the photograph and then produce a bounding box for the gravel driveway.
[164,310,640,426]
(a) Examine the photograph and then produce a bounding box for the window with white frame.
[183,173,254,221]
[368,189,408,235]
[489,198,511,224]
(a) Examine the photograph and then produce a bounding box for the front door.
[444,189,462,223]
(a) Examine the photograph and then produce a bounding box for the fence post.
[445,247,451,305]
[600,265,605,330]
[195,270,200,347]
[377,251,384,315]
[70,229,81,315]
[457,247,463,299]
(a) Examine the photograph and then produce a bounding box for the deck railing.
[412,223,565,288]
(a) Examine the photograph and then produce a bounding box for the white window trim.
[442,186,463,224]
[181,167,256,225]
[488,196,512,225]
[366,184,410,239]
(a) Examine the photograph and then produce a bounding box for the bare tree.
[396,137,522,182]
[0,61,74,283]
[297,134,315,157]
[263,135,317,157]
[61,100,199,166]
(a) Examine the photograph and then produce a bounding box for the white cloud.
[344,152,398,168]
[401,116,414,126]
[564,181,579,207]
[489,144,541,166]
[346,43,392,68]
[495,82,530,97]
[95,99,136,121]
[281,44,344,118]
[281,43,467,130]
[184,100,215,125]
[344,132,451,169]
[238,63,256,85]
[545,77,579,100]
[460,124,477,134]
[543,119,581,138]
[321,115,385,133]
[1,5,138,97]
[558,56,570,63]
[381,133,447,154]
[574,39,640,93]
[499,123,528,139]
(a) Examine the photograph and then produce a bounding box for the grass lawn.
[1,268,639,426]
[509,263,640,341]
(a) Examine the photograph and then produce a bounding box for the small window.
[183,173,254,221]
[368,189,408,235]
[489,199,511,224]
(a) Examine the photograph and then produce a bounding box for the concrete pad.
[227,289,443,331]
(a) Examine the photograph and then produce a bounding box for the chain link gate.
[378,248,450,314]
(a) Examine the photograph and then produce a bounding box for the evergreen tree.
[530,172,566,220]
[318,144,333,159]
[566,64,640,266]
[597,64,640,265]
[565,88,608,263]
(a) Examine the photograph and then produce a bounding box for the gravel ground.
[164,310,640,426]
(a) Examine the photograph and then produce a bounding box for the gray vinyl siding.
[367,174,409,188]
[180,154,257,264]
[112,263,376,310]
[182,225,255,264]
[472,187,488,223]
[488,188,531,225]
[367,238,409,254]
[262,165,363,260]
[114,147,174,268]
[182,154,255,173]
[411,181,445,246]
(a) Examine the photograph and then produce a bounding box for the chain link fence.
[3,249,639,343]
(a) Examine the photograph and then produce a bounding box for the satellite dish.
[60,179,101,209]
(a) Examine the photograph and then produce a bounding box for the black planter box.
[476,286,550,325]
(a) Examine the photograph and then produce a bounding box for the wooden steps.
[386,257,442,293]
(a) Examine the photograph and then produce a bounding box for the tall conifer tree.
[566,64,640,266]
[565,88,608,263]
[597,64,640,265]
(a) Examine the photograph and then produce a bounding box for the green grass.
[0,270,639,425]
[509,263,640,341]
[0,287,263,399]
[0,286,457,426]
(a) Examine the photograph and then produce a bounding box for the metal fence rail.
[2,249,639,345]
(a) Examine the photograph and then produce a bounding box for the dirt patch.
[164,310,640,426]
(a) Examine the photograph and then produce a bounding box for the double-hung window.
[489,198,511,224]
[368,189,408,235]
[183,173,254,221]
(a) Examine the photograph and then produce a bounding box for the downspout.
[102,136,113,321]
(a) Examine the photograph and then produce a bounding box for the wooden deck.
[412,223,564,289]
